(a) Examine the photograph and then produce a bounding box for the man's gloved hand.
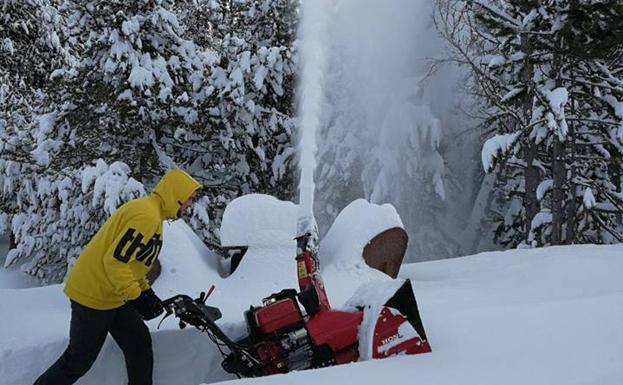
[130,288,164,320]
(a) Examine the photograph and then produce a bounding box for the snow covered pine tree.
[0,0,75,282]
[314,2,453,261]
[1,0,298,283]
[438,0,623,247]
[174,0,298,247]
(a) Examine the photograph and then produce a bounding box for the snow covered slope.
[212,244,623,385]
[0,220,622,385]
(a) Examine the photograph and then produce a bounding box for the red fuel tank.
[254,298,303,334]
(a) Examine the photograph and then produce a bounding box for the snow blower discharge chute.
[160,232,431,378]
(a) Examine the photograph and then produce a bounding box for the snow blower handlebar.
[160,290,264,378]
[161,293,222,328]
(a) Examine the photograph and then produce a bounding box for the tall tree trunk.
[611,162,622,226]
[565,101,577,244]
[9,230,16,250]
[521,33,539,241]
[524,143,540,237]
[551,35,566,245]
[551,139,565,244]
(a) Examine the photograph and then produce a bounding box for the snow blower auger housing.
[161,232,431,378]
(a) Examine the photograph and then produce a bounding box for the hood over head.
[152,169,202,219]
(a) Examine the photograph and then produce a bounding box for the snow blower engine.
[160,232,431,378]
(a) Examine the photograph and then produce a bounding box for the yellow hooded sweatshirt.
[64,169,202,310]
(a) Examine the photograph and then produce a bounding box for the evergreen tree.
[45,0,215,174]
[173,0,298,246]
[1,0,299,282]
[0,0,71,280]
[314,7,454,261]
[362,81,452,258]
[437,0,623,247]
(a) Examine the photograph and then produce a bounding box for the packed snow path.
[0,221,621,385]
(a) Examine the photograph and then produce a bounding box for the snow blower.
[160,229,431,378]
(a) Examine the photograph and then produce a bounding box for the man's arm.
[102,214,158,302]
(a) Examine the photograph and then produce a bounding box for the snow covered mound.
[319,199,404,306]
[217,194,300,306]
[320,199,403,267]
[220,194,298,247]
[217,195,404,309]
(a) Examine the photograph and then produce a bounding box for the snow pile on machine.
[220,194,299,248]
[185,194,432,377]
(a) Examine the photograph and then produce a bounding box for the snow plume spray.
[296,0,332,236]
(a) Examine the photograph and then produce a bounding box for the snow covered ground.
[0,207,622,385]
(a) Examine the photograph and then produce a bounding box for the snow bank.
[213,244,623,385]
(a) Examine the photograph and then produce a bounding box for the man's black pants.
[34,300,153,385]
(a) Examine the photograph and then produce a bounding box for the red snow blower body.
[161,233,431,378]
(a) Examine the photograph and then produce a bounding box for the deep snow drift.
[0,197,622,385]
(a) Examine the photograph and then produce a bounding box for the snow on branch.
[544,87,569,141]
[481,132,520,172]
[466,0,521,30]
[82,160,145,215]
[583,187,596,209]
[536,179,553,201]
[150,129,178,170]
[528,211,552,244]
[595,62,623,89]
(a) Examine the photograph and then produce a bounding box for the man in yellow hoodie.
[34,168,202,385]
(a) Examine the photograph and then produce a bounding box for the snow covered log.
[320,199,406,277]
[362,227,408,278]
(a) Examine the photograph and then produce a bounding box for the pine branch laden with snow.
[527,211,553,246]
[2,160,145,283]
[583,187,596,209]
[481,132,520,173]
[0,0,68,169]
[544,87,569,141]
[0,0,73,280]
[45,0,222,173]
